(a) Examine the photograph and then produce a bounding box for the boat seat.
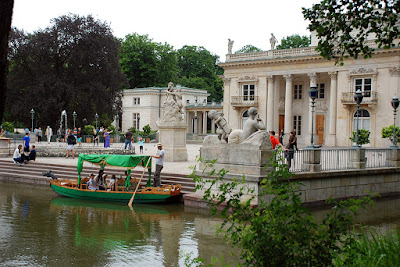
[115,178,126,192]
[80,177,90,189]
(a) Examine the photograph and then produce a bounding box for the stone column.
[267,75,274,131]
[308,73,318,137]
[351,148,366,169]
[194,111,198,134]
[202,111,207,134]
[283,74,293,139]
[328,72,338,146]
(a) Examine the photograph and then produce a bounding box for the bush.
[129,127,137,134]
[349,129,370,145]
[83,125,95,135]
[107,125,116,135]
[142,124,151,136]
[190,151,373,266]
[1,121,14,133]
[381,125,400,143]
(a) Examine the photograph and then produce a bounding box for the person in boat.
[151,143,165,187]
[95,170,106,190]
[107,175,116,191]
[88,174,99,191]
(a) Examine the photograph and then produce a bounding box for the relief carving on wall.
[316,100,328,112]
[389,66,400,76]
[278,98,285,111]
[349,68,377,75]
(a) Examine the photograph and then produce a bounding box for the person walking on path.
[37,127,43,143]
[66,129,76,159]
[138,138,144,154]
[93,128,99,146]
[103,128,113,148]
[46,126,53,143]
[124,129,133,150]
[23,132,30,152]
[151,143,165,187]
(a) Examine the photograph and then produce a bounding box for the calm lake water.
[1,182,400,266]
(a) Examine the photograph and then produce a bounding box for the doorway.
[316,114,324,145]
[279,115,284,133]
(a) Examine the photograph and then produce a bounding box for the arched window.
[242,110,249,129]
[353,109,370,131]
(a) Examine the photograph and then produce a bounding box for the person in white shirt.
[107,175,116,191]
[151,143,165,187]
[87,175,99,191]
[13,145,28,164]
[46,126,53,143]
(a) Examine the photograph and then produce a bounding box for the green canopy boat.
[50,154,181,204]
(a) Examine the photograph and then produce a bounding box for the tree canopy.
[234,44,262,54]
[6,14,126,129]
[119,33,177,88]
[277,34,310,50]
[303,0,400,63]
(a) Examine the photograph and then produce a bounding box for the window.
[317,83,325,99]
[293,116,302,135]
[133,113,140,130]
[355,78,372,97]
[293,84,302,100]
[133,97,140,105]
[353,109,370,131]
[242,84,255,101]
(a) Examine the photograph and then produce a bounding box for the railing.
[341,91,378,104]
[226,47,319,62]
[231,96,259,106]
[275,148,395,173]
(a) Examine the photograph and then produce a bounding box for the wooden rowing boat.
[49,154,181,204]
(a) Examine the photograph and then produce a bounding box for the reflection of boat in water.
[49,154,181,204]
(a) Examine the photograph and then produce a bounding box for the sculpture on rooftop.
[228,38,234,54]
[270,33,277,50]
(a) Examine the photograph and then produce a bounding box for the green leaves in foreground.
[190,151,374,266]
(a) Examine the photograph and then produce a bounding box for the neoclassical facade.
[220,41,400,148]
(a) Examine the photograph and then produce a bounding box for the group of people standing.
[123,128,144,154]
[269,130,298,169]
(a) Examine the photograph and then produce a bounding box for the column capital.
[328,71,338,79]
[266,75,274,81]
[283,74,292,81]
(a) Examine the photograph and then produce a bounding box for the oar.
[128,157,151,207]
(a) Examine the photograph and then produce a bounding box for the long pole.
[310,99,315,147]
[128,157,152,207]
[355,103,360,146]
[392,108,397,148]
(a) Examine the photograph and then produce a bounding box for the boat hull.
[50,181,180,204]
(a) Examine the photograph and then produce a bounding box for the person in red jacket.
[269,131,283,149]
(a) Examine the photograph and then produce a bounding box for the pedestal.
[0,137,10,157]
[157,121,188,162]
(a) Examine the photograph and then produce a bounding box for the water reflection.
[0,182,239,266]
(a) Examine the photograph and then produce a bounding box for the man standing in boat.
[151,143,164,187]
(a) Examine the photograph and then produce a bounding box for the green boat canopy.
[77,154,152,187]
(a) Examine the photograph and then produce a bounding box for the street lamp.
[353,89,364,147]
[115,114,119,135]
[30,109,35,132]
[391,96,400,148]
[137,114,140,130]
[307,86,319,149]
[194,114,198,134]
[95,113,99,129]
[72,111,77,128]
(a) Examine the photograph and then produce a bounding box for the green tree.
[176,45,223,101]
[234,44,262,53]
[7,14,126,129]
[303,0,400,63]
[0,0,14,124]
[382,125,400,143]
[277,34,311,50]
[191,153,373,266]
[119,33,177,88]
[350,129,371,146]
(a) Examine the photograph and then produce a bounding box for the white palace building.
[220,34,400,148]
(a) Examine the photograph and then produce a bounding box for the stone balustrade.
[341,91,378,105]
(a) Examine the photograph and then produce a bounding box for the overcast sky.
[11,0,320,61]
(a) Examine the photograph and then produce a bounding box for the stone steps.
[0,159,195,194]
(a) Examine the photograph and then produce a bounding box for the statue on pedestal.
[228,38,234,54]
[208,110,232,143]
[162,82,184,122]
[270,33,277,50]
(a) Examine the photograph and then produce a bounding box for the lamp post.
[194,114,198,134]
[95,113,99,129]
[137,114,140,131]
[353,89,364,147]
[115,114,119,135]
[30,109,35,132]
[72,111,77,128]
[391,96,400,148]
[307,86,319,149]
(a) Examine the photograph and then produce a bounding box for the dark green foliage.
[234,45,262,54]
[176,45,223,102]
[350,129,371,145]
[1,121,13,132]
[191,151,373,266]
[381,125,400,143]
[83,124,94,135]
[7,14,126,130]
[119,33,178,88]
[334,228,400,266]
[142,124,151,136]
[277,34,311,50]
[303,0,400,64]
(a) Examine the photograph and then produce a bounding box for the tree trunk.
[0,0,14,124]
